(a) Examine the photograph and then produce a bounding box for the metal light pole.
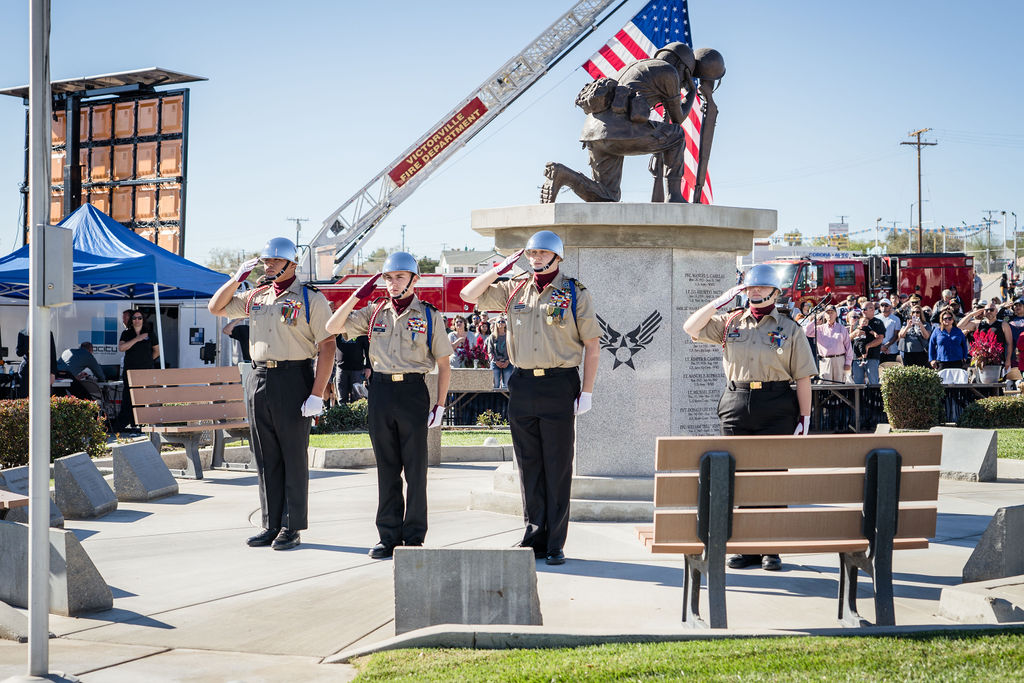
[875,217,881,251]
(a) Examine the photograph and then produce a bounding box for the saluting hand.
[353,272,381,300]
[495,249,525,276]
[233,257,260,284]
[711,285,746,310]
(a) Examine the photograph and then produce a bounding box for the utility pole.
[900,128,937,253]
[401,224,406,253]
[981,211,1000,273]
[874,217,882,251]
[287,217,308,246]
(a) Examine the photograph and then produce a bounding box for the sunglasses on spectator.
[132,315,144,320]
[941,317,953,321]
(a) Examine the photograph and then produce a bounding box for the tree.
[205,248,259,274]
[418,256,439,274]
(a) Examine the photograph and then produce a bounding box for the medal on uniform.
[280,300,302,326]
[407,317,427,341]
[548,290,571,327]
[768,327,788,355]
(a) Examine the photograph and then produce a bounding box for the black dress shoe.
[271,529,300,550]
[761,554,782,571]
[246,528,280,547]
[369,542,395,559]
[727,554,761,569]
[545,550,566,565]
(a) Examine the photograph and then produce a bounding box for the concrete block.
[112,440,179,502]
[963,505,1024,583]
[440,444,511,462]
[930,426,997,482]
[939,575,1024,624]
[0,599,28,642]
[308,447,376,469]
[0,520,113,616]
[53,452,117,519]
[0,466,64,528]
[393,548,541,635]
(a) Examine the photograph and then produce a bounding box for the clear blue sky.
[1,1,1022,267]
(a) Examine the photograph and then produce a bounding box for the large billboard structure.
[0,68,205,255]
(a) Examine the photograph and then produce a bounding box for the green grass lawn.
[351,632,1024,682]
[996,428,1024,459]
[308,430,512,449]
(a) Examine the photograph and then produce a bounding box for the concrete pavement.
[1,457,1023,681]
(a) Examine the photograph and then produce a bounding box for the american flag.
[583,0,712,204]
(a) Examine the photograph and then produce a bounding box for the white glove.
[233,257,260,284]
[301,395,324,417]
[793,415,811,436]
[573,392,593,416]
[711,285,746,310]
[495,249,525,276]
[427,404,444,428]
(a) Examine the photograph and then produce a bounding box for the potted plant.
[969,328,1004,384]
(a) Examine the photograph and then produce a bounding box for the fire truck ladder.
[306,0,628,280]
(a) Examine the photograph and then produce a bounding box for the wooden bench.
[126,366,250,480]
[0,489,30,520]
[645,433,941,629]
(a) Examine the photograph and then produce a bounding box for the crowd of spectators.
[447,313,515,388]
[799,276,1024,385]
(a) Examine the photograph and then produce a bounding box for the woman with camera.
[897,304,931,367]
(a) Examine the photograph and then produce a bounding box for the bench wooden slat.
[131,384,243,405]
[656,434,942,470]
[654,468,941,507]
[650,538,931,555]
[0,490,30,511]
[133,403,248,424]
[653,505,937,544]
[127,366,242,386]
[142,420,249,434]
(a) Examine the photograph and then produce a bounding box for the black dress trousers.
[246,362,314,531]
[367,374,430,546]
[507,368,580,554]
[718,385,799,436]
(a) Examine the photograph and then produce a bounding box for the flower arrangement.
[969,328,1004,367]
[455,339,489,367]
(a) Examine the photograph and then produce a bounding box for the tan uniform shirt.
[345,296,452,374]
[692,308,817,382]
[476,272,601,369]
[223,280,334,362]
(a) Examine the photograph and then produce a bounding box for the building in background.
[438,249,503,274]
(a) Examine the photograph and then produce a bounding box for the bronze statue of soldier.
[541,43,725,205]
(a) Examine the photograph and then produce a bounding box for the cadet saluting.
[460,231,601,565]
[682,263,817,571]
[326,252,452,559]
[208,237,336,550]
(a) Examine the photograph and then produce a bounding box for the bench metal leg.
[838,552,869,627]
[682,555,708,628]
[211,429,226,469]
[179,437,205,480]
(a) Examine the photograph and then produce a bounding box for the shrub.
[957,395,1024,428]
[476,409,507,427]
[0,396,108,468]
[880,365,944,430]
[312,398,368,434]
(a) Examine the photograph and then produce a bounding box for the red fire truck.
[762,253,975,309]
[318,273,482,318]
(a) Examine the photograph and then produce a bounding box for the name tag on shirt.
[513,303,528,311]
[372,322,387,334]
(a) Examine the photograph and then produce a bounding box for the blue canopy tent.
[0,204,229,367]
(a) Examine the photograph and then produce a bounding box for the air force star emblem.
[597,311,663,370]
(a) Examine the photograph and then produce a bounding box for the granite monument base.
[963,504,1024,583]
[472,203,775,478]
[0,520,113,616]
[112,439,179,502]
[0,465,64,528]
[53,452,118,519]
